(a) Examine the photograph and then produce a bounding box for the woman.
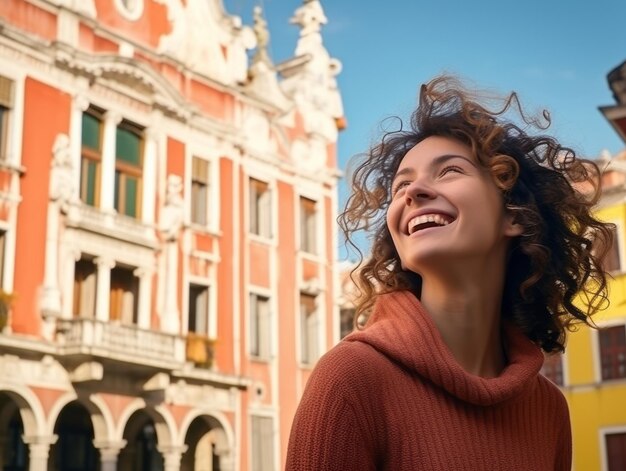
[285,76,613,470]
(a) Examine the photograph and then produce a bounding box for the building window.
[300,197,317,254]
[80,109,103,207]
[188,284,209,335]
[0,76,14,161]
[540,353,564,386]
[599,325,626,381]
[340,308,354,339]
[300,293,318,365]
[250,293,270,359]
[114,0,144,21]
[605,431,626,471]
[603,225,621,272]
[73,258,97,318]
[110,265,139,324]
[251,416,274,471]
[191,157,210,226]
[114,122,143,218]
[249,178,271,238]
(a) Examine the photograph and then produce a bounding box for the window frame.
[249,177,272,239]
[597,323,626,382]
[114,120,144,219]
[540,352,565,386]
[0,75,14,163]
[109,264,139,325]
[249,291,271,360]
[73,257,97,319]
[190,156,211,227]
[600,426,626,471]
[250,414,275,471]
[299,196,318,254]
[80,108,104,207]
[113,0,144,21]
[602,220,624,274]
[187,282,210,336]
[299,292,319,365]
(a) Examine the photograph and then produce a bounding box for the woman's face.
[386,136,521,274]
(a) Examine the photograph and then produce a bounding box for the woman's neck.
[418,263,507,378]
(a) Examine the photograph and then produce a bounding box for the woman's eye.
[392,180,410,195]
[440,165,463,176]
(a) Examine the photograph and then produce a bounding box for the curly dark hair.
[339,76,613,353]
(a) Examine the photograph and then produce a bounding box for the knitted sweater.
[285,291,571,471]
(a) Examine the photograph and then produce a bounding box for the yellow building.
[554,60,626,471]
[562,169,626,470]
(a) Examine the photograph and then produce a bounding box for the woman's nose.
[404,179,436,205]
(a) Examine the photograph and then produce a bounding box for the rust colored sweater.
[286,291,571,470]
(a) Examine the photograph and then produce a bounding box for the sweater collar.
[345,290,544,406]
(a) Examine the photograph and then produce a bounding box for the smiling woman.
[285,76,614,471]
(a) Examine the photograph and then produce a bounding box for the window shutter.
[0,76,14,108]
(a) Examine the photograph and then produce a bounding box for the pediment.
[55,49,193,121]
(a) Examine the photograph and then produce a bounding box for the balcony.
[65,203,157,248]
[57,318,186,369]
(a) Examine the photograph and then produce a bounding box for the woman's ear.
[503,208,524,237]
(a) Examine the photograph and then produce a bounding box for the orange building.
[0,0,344,469]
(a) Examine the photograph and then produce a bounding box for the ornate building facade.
[0,0,344,469]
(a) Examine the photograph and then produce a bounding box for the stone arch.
[117,400,178,471]
[116,399,177,446]
[179,410,235,471]
[0,385,46,437]
[49,397,100,470]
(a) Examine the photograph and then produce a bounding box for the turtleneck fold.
[286,291,571,470]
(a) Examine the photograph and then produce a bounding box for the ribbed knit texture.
[286,291,571,470]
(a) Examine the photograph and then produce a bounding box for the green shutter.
[85,161,97,206]
[114,171,120,212]
[116,127,140,165]
[125,177,137,217]
[81,114,101,150]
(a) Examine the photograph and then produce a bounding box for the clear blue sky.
[224,0,626,257]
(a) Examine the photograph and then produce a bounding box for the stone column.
[100,111,122,213]
[61,249,82,319]
[40,134,75,339]
[94,257,115,322]
[157,445,187,471]
[134,267,151,329]
[94,440,126,471]
[142,128,157,226]
[23,434,57,471]
[160,175,183,334]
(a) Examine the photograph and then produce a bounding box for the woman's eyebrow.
[391,153,476,184]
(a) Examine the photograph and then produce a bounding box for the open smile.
[407,213,454,235]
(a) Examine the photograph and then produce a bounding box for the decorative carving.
[160,175,184,241]
[50,134,76,209]
[251,6,272,67]
[277,0,344,146]
[156,0,255,85]
[246,6,291,111]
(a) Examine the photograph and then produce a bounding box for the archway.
[50,401,99,470]
[180,415,231,471]
[118,410,164,471]
[0,393,28,470]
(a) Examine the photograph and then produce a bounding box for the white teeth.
[407,214,451,234]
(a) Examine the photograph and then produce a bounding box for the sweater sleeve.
[554,399,572,471]
[285,345,379,471]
